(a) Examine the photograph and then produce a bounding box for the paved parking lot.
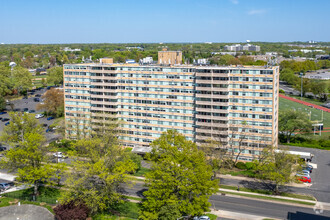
[0,88,61,144]
[288,146,330,203]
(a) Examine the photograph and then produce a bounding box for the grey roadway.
[124,181,330,219]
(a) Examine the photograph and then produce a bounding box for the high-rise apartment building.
[63,56,279,161]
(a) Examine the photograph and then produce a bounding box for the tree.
[60,131,137,214]
[0,65,12,96]
[254,146,301,194]
[140,130,218,220]
[37,88,64,117]
[279,110,312,143]
[0,112,63,197]
[0,96,5,111]
[47,66,63,86]
[310,80,328,102]
[11,66,33,94]
[1,112,44,143]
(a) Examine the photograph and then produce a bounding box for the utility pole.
[300,72,303,99]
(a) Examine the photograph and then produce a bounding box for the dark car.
[34,98,40,102]
[0,146,7,151]
[1,118,9,122]
[13,108,20,112]
[47,116,54,120]
[46,128,52,133]
[35,94,42,97]
[28,110,35,113]
[42,123,48,127]
[23,108,29,112]
[0,183,11,190]
[5,122,10,126]
[23,96,28,99]
[0,112,7,115]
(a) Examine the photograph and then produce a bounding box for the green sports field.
[279,97,330,128]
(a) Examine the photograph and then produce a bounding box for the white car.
[53,152,68,158]
[35,114,44,119]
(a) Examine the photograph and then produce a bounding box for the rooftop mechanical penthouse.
[63,53,279,161]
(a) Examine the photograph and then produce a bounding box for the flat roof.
[64,63,278,70]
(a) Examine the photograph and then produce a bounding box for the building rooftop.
[65,62,278,70]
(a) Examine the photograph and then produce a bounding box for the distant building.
[194,58,209,65]
[224,44,260,52]
[158,48,182,65]
[126,59,136,64]
[63,47,81,52]
[303,69,330,80]
[140,57,154,64]
[126,46,144,51]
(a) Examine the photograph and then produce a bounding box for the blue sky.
[0,0,329,43]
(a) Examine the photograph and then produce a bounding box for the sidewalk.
[218,188,316,204]
[0,172,17,181]
[209,208,279,220]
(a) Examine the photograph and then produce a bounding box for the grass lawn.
[279,97,330,127]
[133,167,151,177]
[218,190,315,206]
[3,186,61,205]
[220,168,256,178]
[93,201,140,220]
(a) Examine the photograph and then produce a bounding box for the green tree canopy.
[140,130,218,220]
[0,112,64,196]
[60,128,137,214]
[254,146,302,194]
[47,66,64,86]
[279,110,312,143]
[11,66,33,94]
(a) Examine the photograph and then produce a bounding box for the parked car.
[35,94,41,97]
[28,110,36,113]
[13,108,20,112]
[42,123,48,127]
[0,112,7,115]
[23,96,28,99]
[34,98,40,102]
[53,152,68,158]
[46,128,52,133]
[296,172,310,178]
[23,108,29,112]
[297,176,311,183]
[0,183,11,191]
[35,114,44,119]
[303,166,313,173]
[306,164,314,170]
[47,116,54,120]
[0,146,7,151]
[2,118,9,122]
[193,216,210,220]
[5,122,10,126]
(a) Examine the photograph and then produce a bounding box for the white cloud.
[230,0,239,4]
[247,9,267,15]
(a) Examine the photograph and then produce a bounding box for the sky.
[0,0,329,44]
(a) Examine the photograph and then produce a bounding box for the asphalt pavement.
[124,181,330,219]
[0,88,61,144]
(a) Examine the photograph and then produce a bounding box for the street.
[124,181,330,219]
